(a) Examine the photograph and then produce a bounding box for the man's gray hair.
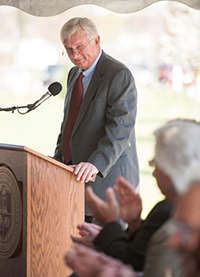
[60,17,99,44]
[154,119,200,194]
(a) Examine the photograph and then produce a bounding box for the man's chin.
[75,61,89,71]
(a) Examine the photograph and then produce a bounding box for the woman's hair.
[60,17,99,44]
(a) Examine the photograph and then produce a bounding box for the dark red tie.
[62,72,84,163]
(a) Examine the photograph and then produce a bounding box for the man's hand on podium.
[48,157,97,183]
[69,162,98,183]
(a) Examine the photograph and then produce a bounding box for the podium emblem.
[0,166,22,258]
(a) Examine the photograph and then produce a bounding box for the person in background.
[53,17,139,223]
[65,119,200,277]
[168,182,200,277]
[65,172,172,276]
[82,176,172,271]
[143,119,200,277]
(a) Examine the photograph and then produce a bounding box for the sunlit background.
[1,2,200,217]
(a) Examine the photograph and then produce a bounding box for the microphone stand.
[0,98,48,115]
[1,82,62,115]
[0,103,39,114]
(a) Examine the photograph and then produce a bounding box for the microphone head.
[48,82,62,96]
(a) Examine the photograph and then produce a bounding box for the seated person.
[168,182,200,277]
[142,119,200,277]
[71,175,172,272]
[65,119,200,277]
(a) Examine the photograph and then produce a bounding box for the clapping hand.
[65,243,137,277]
[86,186,119,226]
[71,222,102,248]
[114,177,142,233]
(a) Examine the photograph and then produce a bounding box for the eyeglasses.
[62,39,93,57]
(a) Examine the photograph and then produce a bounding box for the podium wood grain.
[0,144,84,277]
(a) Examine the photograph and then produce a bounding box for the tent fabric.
[0,0,200,16]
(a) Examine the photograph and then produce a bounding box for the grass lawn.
[1,84,199,218]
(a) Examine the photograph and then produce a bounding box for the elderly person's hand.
[114,176,142,233]
[97,259,137,277]
[65,243,137,277]
[65,243,107,277]
[71,222,102,248]
[86,186,119,225]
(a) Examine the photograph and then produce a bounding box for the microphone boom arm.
[0,82,62,115]
[0,104,34,114]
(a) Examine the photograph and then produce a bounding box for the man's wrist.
[127,218,141,234]
[103,217,118,225]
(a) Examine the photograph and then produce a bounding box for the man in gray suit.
[54,17,139,222]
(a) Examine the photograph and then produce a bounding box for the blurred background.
[0,2,200,218]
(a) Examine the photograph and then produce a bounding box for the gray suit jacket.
[54,50,139,214]
[143,219,185,277]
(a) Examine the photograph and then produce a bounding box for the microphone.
[27,82,62,112]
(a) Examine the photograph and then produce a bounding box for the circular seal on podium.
[0,166,22,258]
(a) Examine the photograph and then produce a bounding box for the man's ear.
[94,35,100,46]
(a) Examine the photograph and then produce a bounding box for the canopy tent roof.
[0,0,200,16]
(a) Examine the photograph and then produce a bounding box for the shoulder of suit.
[69,66,79,75]
[98,50,130,73]
[153,200,174,213]
[67,66,79,81]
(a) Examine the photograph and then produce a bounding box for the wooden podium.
[0,143,84,276]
